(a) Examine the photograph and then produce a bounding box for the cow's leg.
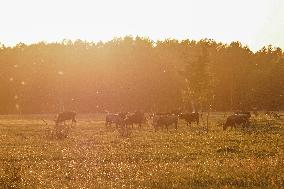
[72,118,76,126]
[242,123,248,130]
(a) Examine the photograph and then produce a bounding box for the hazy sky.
[0,0,283,51]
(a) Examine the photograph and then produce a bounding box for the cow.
[105,113,127,128]
[152,114,178,131]
[55,111,77,126]
[124,111,145,129]
[179,112,199,126]
[223,114,250,131]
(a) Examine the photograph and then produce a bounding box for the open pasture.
[0,113,283,188]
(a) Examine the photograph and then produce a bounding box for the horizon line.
[0,36,283,53]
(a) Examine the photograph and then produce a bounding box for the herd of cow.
[53,110,283,131]
[105,111,203,131]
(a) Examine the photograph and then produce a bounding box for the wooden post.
[206,112,209,132]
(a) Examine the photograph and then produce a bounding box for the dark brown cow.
[152,114,178,131]
[179,112,199,126]
[223,114,250,130]
[55,111,77,126]
[124,111,145,129]
[105,112,127,128]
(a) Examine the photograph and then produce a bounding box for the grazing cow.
[105,113,126,128]
[55,111,77,126]
[223,114,250,131]
[125,111,145,129]
[152,114,178,131]
[179,112,199,126]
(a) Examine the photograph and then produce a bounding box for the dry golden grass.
[0,113,283,188]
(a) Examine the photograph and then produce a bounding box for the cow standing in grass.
[223,114,250,130]
[179,112,199,126]
[152,114,178,131]
[105,112,127,128]
[124,111,145,129]
[55,111,77,126]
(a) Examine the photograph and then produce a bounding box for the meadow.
[0,113,283,188]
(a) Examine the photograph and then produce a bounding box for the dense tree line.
[0,37,283,114]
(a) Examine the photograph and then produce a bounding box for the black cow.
[179,112,199,126]
[125,111,145,129]
[152,114,178,131]
[105,113,126,128]
[55,111,77,126]
[223,114,250,130]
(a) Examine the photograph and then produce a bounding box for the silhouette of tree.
[0,38,283,114]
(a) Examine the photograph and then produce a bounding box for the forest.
[0,36,283,114]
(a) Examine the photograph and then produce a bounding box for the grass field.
[0,113,283,188]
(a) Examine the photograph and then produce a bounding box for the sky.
[0,0,283,51]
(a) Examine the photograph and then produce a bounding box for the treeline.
[0,37,283,114]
